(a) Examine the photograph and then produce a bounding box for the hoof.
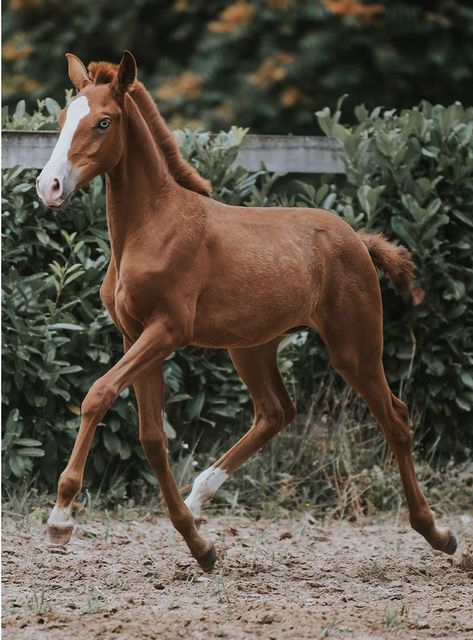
[47,524,73,546]
[196,544,217,573]
[444,531,457,555]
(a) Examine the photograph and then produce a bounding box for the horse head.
[36,51,136,208]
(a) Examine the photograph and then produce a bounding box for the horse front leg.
[46,320,185,546]
[134,368,216,572]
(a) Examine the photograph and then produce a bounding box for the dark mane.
[130,82,212,197]
[87,61,212,198]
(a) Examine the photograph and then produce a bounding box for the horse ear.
[112,50,137,97]
[66,53,90,92]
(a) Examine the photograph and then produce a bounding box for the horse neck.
[105,96,178,262]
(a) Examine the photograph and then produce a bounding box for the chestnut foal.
[36,51,456,572]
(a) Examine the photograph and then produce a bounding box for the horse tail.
[357,231,415,295]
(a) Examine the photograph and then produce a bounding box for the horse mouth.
[45,190,74,212]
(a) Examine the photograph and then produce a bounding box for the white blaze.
[38,96,90,192]
[185,465,229,518]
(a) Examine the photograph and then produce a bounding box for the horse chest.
[113,275,154,324]
[102,247,200,337]
[114,261,177,324]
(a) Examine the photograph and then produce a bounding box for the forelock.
[87,61,118,85]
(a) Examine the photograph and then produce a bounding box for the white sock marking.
[47,504,73,527]
[185,466,229,518]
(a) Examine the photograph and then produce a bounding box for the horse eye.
[97,119,110,130]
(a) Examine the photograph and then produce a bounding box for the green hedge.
[316,100,473,456]
[2,101,472,495]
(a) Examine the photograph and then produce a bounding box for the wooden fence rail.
[1,131,345,174]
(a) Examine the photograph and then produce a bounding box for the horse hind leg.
[185,337,296,521]
[317,286,456,555]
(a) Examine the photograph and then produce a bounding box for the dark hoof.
[47,524,73,546]
[196,544,217,573]
[444,531,457,555]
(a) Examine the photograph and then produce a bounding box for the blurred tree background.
[3,0,473,134]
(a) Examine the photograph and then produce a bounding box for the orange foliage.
[322,0,385,21]
[213,102,234,119]
[9,0,39,11]
[173,0,189,11]
[156,71,203,102]
[266,0,289,10]
[249,52,295,87]
[168,114,203,130]
[209,1,256,33]
[2,73,39,95]
[2,34,32,61]
[280,87,309,108]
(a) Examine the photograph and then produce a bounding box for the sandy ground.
[2,510,473,640]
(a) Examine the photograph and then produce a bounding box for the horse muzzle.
[36,162,75,208]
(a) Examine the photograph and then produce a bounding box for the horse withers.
[36,51,457,572]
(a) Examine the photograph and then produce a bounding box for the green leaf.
[455,397,471,412]
[390,217,416,247]
[164,415,176,439]
[139,469,158,486]
[103,430,121,456]
[49,323,84,331]
[8,453,25,477]
[18,447,45,457]
[15,438,42,447]
[188,391,206,421]
[460,372,473,390]
[316,107,334,137]
[13,100,26,119]
[5,409,21,435]
[167,393,193,404]
[354,104,368,124]
[35,229,50,245]
[45,98,61,117]
[401,194,425,222]
[450,209,473,229]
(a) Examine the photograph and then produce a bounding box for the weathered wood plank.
[1,130,345,174]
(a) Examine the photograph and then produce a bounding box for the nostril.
[52,178,61,193]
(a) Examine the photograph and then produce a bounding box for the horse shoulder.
[100,260,117,316]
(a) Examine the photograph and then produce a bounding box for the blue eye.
[97,119,110,130]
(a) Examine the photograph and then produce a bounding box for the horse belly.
[191,276,315,348]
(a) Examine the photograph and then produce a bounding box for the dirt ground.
[2,510,473,640]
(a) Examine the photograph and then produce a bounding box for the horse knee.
[265,403,286,433]
[392,395,409,421]
[389,400,412,452]
[283,398,297,426]
[81,380,117,422]
[253,401,287,439]
[139,429,167,458]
